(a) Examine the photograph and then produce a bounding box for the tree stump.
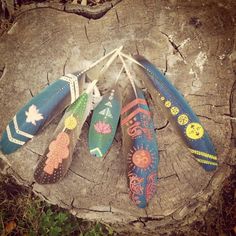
[0,0,235,234]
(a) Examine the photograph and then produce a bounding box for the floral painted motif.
[43,132,70,175]
[94,121,112,134]
[25,105,44,125]
[146,172,157,202]
[128,173,144,205]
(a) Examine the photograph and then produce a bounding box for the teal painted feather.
[88,86,121,158]
[34,81,97,184]
[132,54,218,171]
[0,73,84,154]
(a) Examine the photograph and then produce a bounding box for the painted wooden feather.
[133,55,218,171]
[34,80,97,184]
[0,47,121,155]
[120,83,159,208]
[88,86,121,158]
[0,73,84,155]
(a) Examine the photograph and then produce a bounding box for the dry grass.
[0,175,114,236]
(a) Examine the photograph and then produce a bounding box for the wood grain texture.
[0,0,235,234]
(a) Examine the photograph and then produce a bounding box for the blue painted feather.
[133,55,218,171]
[121,83,159,208]
[0,73,84,154]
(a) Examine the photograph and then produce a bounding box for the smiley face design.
[186,122,204,140]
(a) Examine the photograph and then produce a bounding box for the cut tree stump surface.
[0,0,235,234]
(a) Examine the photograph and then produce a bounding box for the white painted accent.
[90,147,103,157]
[60,74,79,103]
[106,109,113,118]
[105,102,112,107]
[99,108,113,118]
[13,116,34,139]
[6,126,25,146]
[99,109,106,116]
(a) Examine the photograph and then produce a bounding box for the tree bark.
[0,0,235,234]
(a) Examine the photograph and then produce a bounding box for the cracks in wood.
[73,206,112,213]
[84,24,90,44]
[222,114,236,120]
[229,79,236,146]
[171,162,181,182]
[46,72,50,85]
[164,56,168,75]
[130,215,166,227]
[64,0,122,19]
[197,114,224,125]
[25,147,43,157]
[33,188,50,202]
[59,198,71,208]
[0,64,6,80]
[28,88,34,97]
[13,0,122,20]
[115,8,119,24]
[69,168,96,183]
[70,197,75,208]
[160,31,186,62]
[135,41,140,55]
[63,56,70,75]
[155,121,169,131]
[159,173,178,180]
[9,167,31,185]
[197,114,212,121]
[186,93,215,98]
[102,45,106,56]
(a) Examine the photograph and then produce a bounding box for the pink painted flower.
[94,121,112,134]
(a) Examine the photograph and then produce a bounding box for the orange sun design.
[128,145,155,172]
[132,150,152,169]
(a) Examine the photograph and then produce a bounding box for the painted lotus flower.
[94,121,112,134]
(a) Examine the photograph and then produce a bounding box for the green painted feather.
[34,81,97,184]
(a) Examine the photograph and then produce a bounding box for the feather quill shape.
[120,82,159,208]
[0,73,84,154]
[88,86,121,158]
[34,80,97,184]
[132,55,218,171]
[0,47,121,154]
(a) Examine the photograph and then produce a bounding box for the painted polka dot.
[64,115,77,130]
[177,114,189,125]
[165,101,171,108]
[171,107,179,116]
